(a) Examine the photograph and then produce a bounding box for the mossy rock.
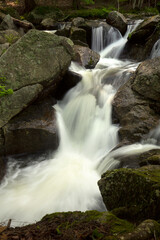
[98,166,160,221]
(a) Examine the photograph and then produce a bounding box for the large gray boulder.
[98,166,160,221]
[70,27,87,45]
[3,97,58,156]
[113,58,160,144]
[106,11,127,35]
[128,15,160,44]
[0,29,74,129]
[132,57,160,101]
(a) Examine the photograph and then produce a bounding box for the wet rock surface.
[98,166,160,221]
[106,11,127,35]
[113,57,160,144]
[3,97,58,156]
[122,15,160,61]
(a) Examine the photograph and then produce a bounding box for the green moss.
[144,7,159,14]
[65,8,109,19]
[128,33,132,40]
[106,213,134,235]
[0,76,13,97]
[92,229,104,239]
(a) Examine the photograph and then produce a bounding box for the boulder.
[114,148,160,169]
[122,16,160,61]
[132,57,160,101]
[98,166,160,220]
[55,71,82,100]
[55,25,70,38]
[0,29,20,45]
[0,84,43,129]
[71,17,85,27]
[122,29,160,61]
[106,11,127,35]
[113,58,160,144]
[70,27,87,45]
[0,43,9,56]
[119,219,160,240]
[0,29,73,129]
[73,45,100,69]
[3,97,58,156]
[128,15,160,44]
[0,14,25,36]
[0,14,18,31]
[40,18,55,30]
[113,80,159,144]
[139,149,160,167]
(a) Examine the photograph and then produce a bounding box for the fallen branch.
[0,12,34,31]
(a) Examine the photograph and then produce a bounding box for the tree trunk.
[73,0,81,9]
[24,0,36,13]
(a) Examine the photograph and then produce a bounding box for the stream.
[0,20,159,226]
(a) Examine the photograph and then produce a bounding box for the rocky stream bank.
[0,10,160,240]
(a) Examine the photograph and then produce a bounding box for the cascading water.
[0,20,159,225]
[150,39,160,59]
[92,25,121,52]
[100,20,143,58]
[92,26,104,52]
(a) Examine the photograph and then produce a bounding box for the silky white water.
[100,20,143,58]
[0,21,159,225]
[150,39,160,58]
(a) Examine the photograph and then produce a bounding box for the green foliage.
[157,2,160,12]
[66,8,109,19]
[82,0,94,5]
[128,33,132,40]
[33,6,64,18]
[5,34,19,45]
[144,7,159,14]
[106,213,134,235]
[0,76,13,97]
[91,229,104,239]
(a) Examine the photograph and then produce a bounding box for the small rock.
[41,18,55,30]
[73,45,100,69]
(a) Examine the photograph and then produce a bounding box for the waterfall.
[92,26,121,53]
[0,20,159,226]
[104,27,122,47]
[100,20,143,59]
[150,39,160,59]
[91,26,104,52]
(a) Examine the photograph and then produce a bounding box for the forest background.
[0,0,159,19]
